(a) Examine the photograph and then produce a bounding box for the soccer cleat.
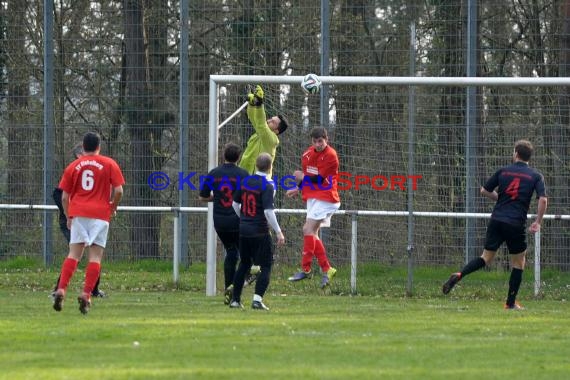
[224,285,234,305]
[288,271,312,282]
[77,294,92,315]
[321,267,337,288]
[244,266,261,287]
[442,272,462,294]
[229,300,244,309]
[53,289,65,312]
[504,302,525,310]
[251,300,269,311]
[91,289,106,298]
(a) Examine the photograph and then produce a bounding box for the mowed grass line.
[1,285,569,380]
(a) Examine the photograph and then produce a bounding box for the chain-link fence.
[1,1,569,271]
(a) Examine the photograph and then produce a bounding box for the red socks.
[301,235,331,273]
[57,257,79,291]
[314,239,331,272]
[83,262,101,296]
[57,258,101,298]
[301,235,316,272]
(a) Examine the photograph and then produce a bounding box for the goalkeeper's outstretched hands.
[247,85,264,107]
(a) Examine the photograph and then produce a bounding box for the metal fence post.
[534,230,541,297]
[350,212,358,295]
[173,209,180,285]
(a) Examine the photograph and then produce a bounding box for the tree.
[6,0,34,207]
[123,0,160,259]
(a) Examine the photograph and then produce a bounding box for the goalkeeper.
[238,85,289,284]
[239,85,289,177]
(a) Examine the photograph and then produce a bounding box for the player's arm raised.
[246,85,267,133]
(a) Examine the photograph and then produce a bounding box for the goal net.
[206,75,570,294]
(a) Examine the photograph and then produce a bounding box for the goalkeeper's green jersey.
[238,105,279,177]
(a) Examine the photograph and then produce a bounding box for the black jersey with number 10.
[233,175,275,237]
[483,161,546,226]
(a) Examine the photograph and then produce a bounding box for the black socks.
[506,268,523,306]
[460,257,486,277]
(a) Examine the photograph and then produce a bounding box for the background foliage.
[1,0,569,270]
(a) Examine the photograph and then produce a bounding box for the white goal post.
[206,75,570,297]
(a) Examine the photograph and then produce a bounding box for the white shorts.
[306,199,340,227]
[70,217,110,248]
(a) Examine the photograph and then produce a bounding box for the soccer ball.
[301,73,321,94]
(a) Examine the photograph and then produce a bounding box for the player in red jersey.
[52,132,125,314]
[286,127,340,288]
[51,143,105,299]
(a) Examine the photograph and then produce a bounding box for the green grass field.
[1,261,569,379]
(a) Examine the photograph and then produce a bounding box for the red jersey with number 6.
[483,161,546,226]
[59,154,125,222]
[300,145,340,203]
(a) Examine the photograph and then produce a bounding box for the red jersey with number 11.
[59,154,125,222]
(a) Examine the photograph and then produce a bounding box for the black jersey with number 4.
[483,161,546,226]
[199,163,249,231]
[233,175,275,237]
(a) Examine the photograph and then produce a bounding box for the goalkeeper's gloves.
[247,85,264,106]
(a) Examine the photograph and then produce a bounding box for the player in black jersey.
[229,153,285,310]
[199,143,250,304]
[442,140,547,309]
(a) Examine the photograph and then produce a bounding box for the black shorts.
[213,216,239,232]
[239,234,274,267]
[484,219,527,254]
[215,229,239,251]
